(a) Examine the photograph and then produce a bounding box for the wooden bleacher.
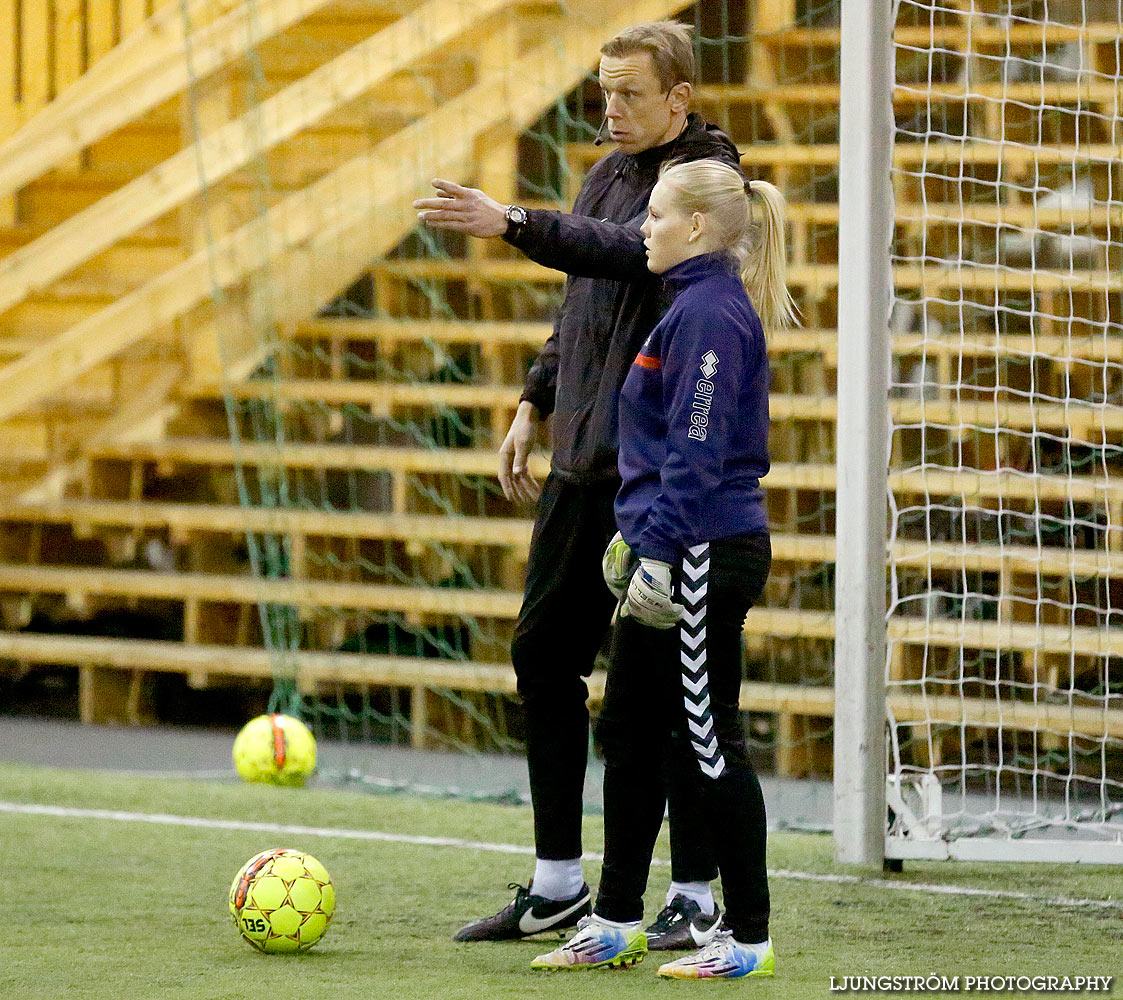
[1,1,1121,774]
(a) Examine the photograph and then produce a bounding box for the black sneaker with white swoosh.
[644,894,722,951]
[452,882,592,942]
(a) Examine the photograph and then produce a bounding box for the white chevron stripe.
[681,582,708,604]
[681,542,717,776]
[681,659,705,678]
[682,673,708,696]
[692,735,719,757]
[688,716,714,739]
[681,626,707,650]
[682,607,705,628]
[684,693,711,717]
[680,649,706,672]
[699,757,726,779]
[682,559,709,581]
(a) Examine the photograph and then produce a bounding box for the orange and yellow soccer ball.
[229,848,336,953]
[232,713,316,786]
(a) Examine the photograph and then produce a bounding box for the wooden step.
[252,16,404,76]
[242,64,467,111]
[565,141,1123,170]
[8,201,1114,318]
[695,81,1123,107]
[5,499,1122,580]
[0,224,183,253]
[371,257,1123,295]
[3,564,1123,673]
[290,320,1123,367]
[0,561,523,618]
[29,121,420,204]
[181,378,522,410]
[0,420,51,463]
[2,296,115,338]
[181,376,1123,441]
[757,22,1123,48]
[797,202,1123,232]
[3,500,533,547]
[15,174,186,231]
[84,441,1122,510]
[3,630,1118,739]
[47,243,187,300]
[292,317,553,346]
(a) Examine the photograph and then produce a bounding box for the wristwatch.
[505,204,528,232]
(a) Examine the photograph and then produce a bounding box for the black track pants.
[594,532,772,944]
[511,472,718,884]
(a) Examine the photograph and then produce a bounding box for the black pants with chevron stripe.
[594,531,772,945]
[511,472,718,883]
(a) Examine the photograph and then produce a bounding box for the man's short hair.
[600,21,696,91]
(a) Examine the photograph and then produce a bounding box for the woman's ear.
[687,211,705,244]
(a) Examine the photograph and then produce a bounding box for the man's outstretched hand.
[414,178,509,238]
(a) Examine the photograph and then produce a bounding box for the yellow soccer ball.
[233,714,316,786]
[229,848,336,953]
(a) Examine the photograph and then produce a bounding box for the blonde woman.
[532,158,795,979]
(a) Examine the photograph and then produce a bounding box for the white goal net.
[884,0,1123,861]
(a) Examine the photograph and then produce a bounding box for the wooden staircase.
[2,1,1122,777]
[2,0,703,486]
[0,0,705,734]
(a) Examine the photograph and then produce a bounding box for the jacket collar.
[663,251,737,290]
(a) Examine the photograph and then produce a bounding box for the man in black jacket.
[415,21,743,948]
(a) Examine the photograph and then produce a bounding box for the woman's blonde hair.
[658,158,798,331]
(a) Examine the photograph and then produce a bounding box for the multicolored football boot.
[530,914,647,970]
[656,930,775,979]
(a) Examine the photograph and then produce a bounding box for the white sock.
[590,912,642,930]
[532,858,584,901]
[667,880,716,916]
[733,937,772,956]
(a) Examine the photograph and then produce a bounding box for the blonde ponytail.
[658,160,799,332]
[738,179,799,331]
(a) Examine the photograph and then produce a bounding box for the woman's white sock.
[667,880,716,916]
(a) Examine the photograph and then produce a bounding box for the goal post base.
[885,838,1123,865]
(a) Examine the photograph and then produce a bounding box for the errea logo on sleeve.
[688,351,718,441]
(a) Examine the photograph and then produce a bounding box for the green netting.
[177,0,846,793]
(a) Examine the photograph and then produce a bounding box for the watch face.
[507,206,527,226]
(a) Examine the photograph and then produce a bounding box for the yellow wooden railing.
[0,0,181,142]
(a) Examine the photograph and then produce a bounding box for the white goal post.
[835,0,1123,865]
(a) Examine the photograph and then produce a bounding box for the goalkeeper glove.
[621,558,684,629]
[602,531,637,599]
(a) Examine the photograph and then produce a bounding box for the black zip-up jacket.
[505,113,741,484]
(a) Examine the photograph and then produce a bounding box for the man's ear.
[668,81,692,115]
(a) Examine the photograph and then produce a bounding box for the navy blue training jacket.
[615,252,770,563]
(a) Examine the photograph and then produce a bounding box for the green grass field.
[1,761,1120,999]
